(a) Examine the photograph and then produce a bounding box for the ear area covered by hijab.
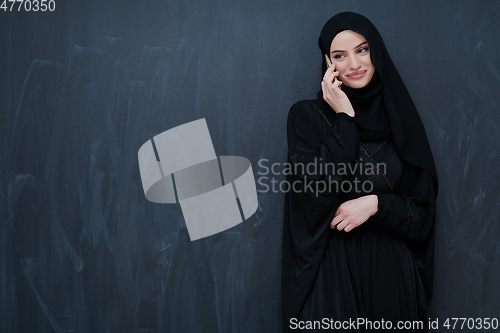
[317,11,438,193]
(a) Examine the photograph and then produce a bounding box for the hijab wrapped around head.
[317,11,438,188]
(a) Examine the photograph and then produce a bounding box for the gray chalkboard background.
[1,0,499,332]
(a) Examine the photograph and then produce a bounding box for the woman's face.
[329,30,375,89]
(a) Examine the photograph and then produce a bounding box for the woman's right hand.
[321,64,355,117]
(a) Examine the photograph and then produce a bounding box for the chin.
[345,78,370,89]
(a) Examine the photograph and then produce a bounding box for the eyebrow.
[331,41,368,54]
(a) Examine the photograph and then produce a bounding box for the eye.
[333,54,345,60]
[357,47,369,54]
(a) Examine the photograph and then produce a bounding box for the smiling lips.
[346,70,367,79]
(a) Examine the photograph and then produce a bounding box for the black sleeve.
[282,101,360,329]
[287,101,360,234]
[288,101,359,183]
[370,163,437,244]
[366,159,437,305]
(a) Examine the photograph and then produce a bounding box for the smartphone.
[325,54,337,81]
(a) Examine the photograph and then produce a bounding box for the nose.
[348,56,361,70]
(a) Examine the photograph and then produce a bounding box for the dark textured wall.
[1,1,499,332]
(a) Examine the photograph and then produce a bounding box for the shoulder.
[287,99,324,125]
[286,99,334,147]
[288,99,348,128]
[288,99,318,115]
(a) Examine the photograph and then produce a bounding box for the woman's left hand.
[331,195,378,232]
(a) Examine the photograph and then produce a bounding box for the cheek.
[361,59,375,77]
[365,65,375,81]
[336,63,348,75]
[364,59,375,72]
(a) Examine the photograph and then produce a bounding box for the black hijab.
[317,12,438,188]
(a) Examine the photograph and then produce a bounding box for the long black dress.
[282,99,436,332]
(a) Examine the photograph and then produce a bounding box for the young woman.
[282,12,438,332]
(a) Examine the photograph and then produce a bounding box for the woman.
[282,12,438,332]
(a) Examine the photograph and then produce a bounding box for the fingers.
[336,218,349,231]
[322,80,341,104]
[322,72,341,92]
[332,76,341,88]
[332,219,348,231]
[323,62,335,78]
[331,210,352,231]
[327,62,335,72]
[331,213,342,227]
[328,66,339,82]
[331,219,354,232]
[323,66,339,84]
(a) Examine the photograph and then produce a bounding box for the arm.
[285,100,359,267]
[288,61,358,187]
[283,101,359,321]
[332,161,436,241]
[321,62,355,117]
[287,102,358,190]
[370,165,437,242]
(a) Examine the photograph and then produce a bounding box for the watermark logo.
[138,119,258,241]
[256,158,385,197]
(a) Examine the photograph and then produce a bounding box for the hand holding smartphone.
[321,53,353,116]
[325,54,337,81]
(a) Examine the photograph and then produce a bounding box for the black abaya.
[282,100,436,332]
[282,12,438,332]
